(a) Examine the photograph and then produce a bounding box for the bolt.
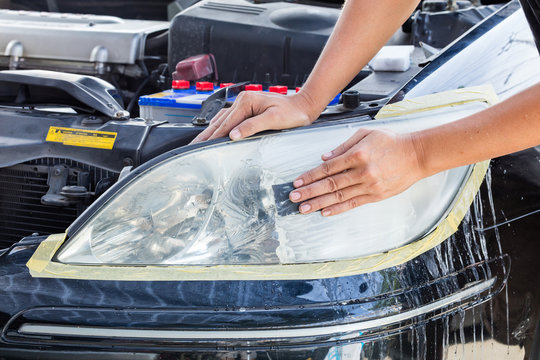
[193,116,207,125]
[114,110,130,119]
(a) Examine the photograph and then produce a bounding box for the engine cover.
[168,0,340,88]
[0,9,168,76]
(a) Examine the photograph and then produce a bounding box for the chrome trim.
[18,279,494,341]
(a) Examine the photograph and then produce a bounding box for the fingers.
[191,92,253,143]
[290,168,360,202]
[289,150,379,216]
[231,105,292,140]
[191,117,223,143]
[191,91,314,144]
[293,183,366,212]
[295,128,375,187]
[321,128,370,160]
[193,91,273,143]
[291,181,376,216]
[294,150,362,190]
[289,128,378,216]
[190,108,230,143]
[209,108,228,125]
[207,96,254,141]
[292,183,376,216]
[288,128,419,216]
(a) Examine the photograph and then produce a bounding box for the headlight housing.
[56,100,488,266]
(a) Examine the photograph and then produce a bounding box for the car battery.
[139,81,341,123]
[139,80,216,122]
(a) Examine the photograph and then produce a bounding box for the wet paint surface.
[1,2,540,359]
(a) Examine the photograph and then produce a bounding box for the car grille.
[0,158,117,249]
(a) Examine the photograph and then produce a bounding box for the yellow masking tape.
[46,126,117,150]
[26,233,65,272]
[375,84,498,119]
[27,85,496,281]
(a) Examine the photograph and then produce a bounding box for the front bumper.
[0,224,508,355]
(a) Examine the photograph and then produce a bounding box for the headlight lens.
[57,102,485,265]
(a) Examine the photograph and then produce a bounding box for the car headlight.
[56,98,489,266]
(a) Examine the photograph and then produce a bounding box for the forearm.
[299,0,420,119]
[414,83,540,176]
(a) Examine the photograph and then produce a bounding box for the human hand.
[289,128,426,216]
[191,91,320,143]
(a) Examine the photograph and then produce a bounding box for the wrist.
[293,89,329,123]
[409,131,430,178]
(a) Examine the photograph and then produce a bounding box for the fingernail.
[322,152,332,159]
[322,209,331,217]
[293,179,304,187]
[299,203,311,213]
[230,129,241,140]
[290,191,300,201]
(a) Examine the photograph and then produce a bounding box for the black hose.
[146,31,169,53]
[126,76,150,115]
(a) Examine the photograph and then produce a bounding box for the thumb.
[229,112,277,140]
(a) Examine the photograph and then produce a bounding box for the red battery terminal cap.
[245,84,263,91]
[219,83,235,88]
[172,80,190,90]
[295,87,302,93]
[196,81,214,91]
[269,85,288,95]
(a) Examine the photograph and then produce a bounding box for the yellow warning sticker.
[46,127,117,150]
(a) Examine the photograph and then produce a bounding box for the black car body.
[0,1,539,359]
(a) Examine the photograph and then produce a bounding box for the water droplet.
[359,282,368,293]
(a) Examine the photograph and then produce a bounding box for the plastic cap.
[342,90,360,109]
[196,81,214,91]
[269,85,288,94]
[220,83,235,88]
[296,87,302,93]
[245,84,263,91]
[172,80,190,90]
